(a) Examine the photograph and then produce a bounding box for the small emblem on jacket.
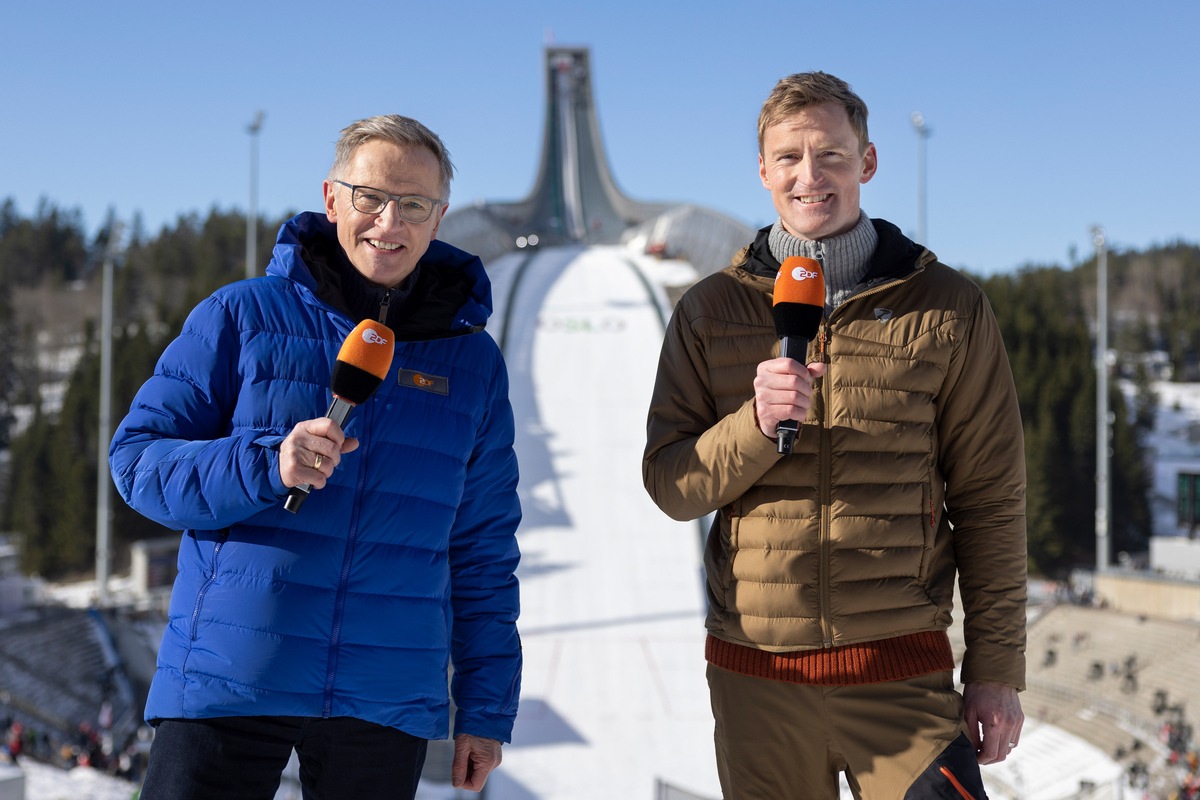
[398,369,448,395]
[874,307,894,323]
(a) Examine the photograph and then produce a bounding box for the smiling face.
[759,101,877,241]
[323,138,447,287]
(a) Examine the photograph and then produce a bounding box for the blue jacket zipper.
[321,383,376,717]
[190,534,227,641]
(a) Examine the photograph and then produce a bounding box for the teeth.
[799,195,831,204]
[369,240,401,251]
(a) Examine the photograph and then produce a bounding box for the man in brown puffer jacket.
[643,71,1026,800]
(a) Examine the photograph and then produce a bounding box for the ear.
[323,180,338,223]
[429,202,448,241]
[860,143,878,184]
[758,153,771,190]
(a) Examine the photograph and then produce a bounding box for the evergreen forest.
[1,197,1198,581]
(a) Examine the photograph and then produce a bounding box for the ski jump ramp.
[483,243,720,800]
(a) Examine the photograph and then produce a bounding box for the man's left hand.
[963,681,1024,764]
[451,733,502,791]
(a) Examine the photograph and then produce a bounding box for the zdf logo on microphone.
[362,328,390,345]
[789,265,819,282]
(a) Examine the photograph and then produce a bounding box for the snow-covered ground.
[1,758,137,800]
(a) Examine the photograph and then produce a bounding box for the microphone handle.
[284,396,355,513]
[776,335,810,456]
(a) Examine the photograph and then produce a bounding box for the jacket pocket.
[188,528,229,641]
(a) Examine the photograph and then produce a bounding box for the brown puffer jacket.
[643,220,1027,689]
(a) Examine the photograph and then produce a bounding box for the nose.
[797,155,823,187]
[374,199,406,229]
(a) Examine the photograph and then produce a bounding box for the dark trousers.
[139,716,428,800]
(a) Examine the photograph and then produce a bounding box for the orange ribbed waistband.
[706,630,954,686]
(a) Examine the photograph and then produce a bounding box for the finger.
[964,719,982,756]
[310,444,341,471]
[463,761,494,791]
[1003,724,1021,757]
[772,361,814,386]
[450,745,469,788]
[978,730,1005,765]
[451,756,490,791]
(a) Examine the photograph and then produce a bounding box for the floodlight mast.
[1093,225,1111,573]
[95,222,124,606]
[911,112,931,246]
[246,111,265,279]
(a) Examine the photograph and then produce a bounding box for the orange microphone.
[772,256,825,455]
[285,320,395,513]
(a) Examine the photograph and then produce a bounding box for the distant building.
[0,535,41,617]
[129,537,179,613]
[1095,384,1200,619]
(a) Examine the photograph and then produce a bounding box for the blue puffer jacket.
[110,212,521,742]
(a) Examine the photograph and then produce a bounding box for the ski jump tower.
[506,47,668,246]
[439,46,753,274]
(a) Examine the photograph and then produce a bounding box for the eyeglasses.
[332,181,443,223]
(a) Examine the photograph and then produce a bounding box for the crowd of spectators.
[1,712,148,784]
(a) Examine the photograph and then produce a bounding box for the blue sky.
[3,0,1196,275]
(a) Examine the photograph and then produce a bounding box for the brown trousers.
[708,664,971,800]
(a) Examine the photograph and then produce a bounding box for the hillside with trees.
[0,199,285,577]
[0,197,1196,580]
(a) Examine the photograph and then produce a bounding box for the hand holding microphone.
[283,320,395,513]
[766,256,825,455]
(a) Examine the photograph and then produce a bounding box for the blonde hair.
[757,72,869,154]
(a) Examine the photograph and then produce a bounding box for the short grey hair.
[328,114,455,201]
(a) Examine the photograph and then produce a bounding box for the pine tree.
[0,277,16,449]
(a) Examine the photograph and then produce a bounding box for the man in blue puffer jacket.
[110,115,521,799]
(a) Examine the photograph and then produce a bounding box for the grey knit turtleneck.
[768,211,878,310]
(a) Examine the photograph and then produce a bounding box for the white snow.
[4,759,137,800]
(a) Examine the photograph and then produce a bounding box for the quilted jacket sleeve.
[108,294,288,531]
[642,285,782,522]
[448,348,523,742]
[938,289,1028,690]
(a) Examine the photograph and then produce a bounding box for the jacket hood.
[268,211,493,339]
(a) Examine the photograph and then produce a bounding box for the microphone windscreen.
[773,257,825,307]
[330,320,395,405]
[772,256,825,340]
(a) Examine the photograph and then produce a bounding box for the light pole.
[95,222,124,607]
[1093,226,1111,573]
[911,112,931,245]
[246,111,265,279]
